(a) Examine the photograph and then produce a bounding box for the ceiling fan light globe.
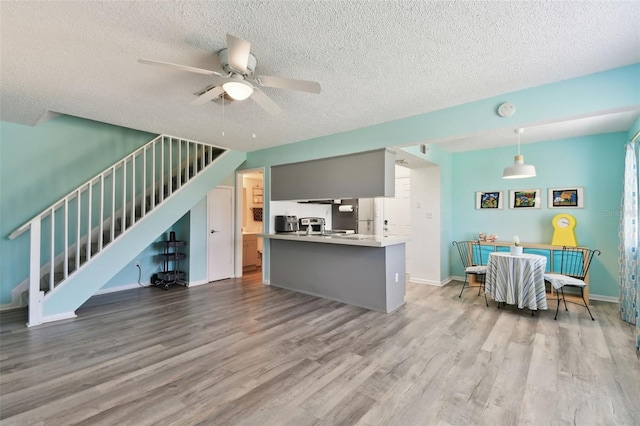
[223,81,253,100]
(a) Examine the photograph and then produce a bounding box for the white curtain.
[619,142,639,351]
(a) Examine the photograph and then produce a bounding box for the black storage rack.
[152,238,186,290]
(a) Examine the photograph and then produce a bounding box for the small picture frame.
[476,191,503,209]
[548,187,584,208]
[509,189,541,209]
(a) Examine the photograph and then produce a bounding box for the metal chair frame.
[545,246,600,320]
[452,240,488,306]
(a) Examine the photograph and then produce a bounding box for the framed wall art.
[475,191,504,209]
[548,187,584,208]
[509,189,541,209]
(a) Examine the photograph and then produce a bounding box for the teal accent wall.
[243,64,639,170]
[451,133,626,297]
[188,197,208,284]
[105,232,169,288]
[1,64,638,307]
[219,173,236,187]
[0,116,156,304]
[244,65,638,284]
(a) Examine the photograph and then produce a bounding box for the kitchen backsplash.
[270,201,332,231]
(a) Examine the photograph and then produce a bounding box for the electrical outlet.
[395,273,399,283]
[135,261,140,267]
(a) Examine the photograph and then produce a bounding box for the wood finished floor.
[1,272,639,426]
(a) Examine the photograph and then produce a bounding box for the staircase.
[9,135,246,326]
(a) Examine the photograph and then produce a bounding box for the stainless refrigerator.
[331,198,375,234]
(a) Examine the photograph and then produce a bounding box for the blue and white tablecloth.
[485,252,548,310]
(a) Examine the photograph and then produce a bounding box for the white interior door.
[383,176,411,238]
[207,186,233,282]
[383,167,411,272]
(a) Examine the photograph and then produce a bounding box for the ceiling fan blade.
[226,34,251,73]
[138,58,217,76]
[250,89,282,116]
[191,86,225,105]
[210,52,225,74]
[257,75,321,94]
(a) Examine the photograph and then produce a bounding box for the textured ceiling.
[1,1,639,153]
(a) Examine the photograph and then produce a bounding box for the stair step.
[48,254,87,276]
[116,215,143,229]
[41,271,65,291]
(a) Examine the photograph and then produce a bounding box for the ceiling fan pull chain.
[221,95,225,137]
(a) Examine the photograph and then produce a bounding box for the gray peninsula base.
[269,239,406,313]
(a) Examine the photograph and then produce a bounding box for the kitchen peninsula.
[260,232,408,313]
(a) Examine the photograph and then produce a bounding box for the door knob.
[211,229,218,233]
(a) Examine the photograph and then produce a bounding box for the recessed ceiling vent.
[213,91,236,104]
[194,85,236,104]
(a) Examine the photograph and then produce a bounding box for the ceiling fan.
[138,33,321,115]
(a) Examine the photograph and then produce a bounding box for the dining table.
[485,251,548,310]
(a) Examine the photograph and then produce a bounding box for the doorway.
[238,170,264,276]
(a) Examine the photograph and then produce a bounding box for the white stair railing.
[8,135,224,326]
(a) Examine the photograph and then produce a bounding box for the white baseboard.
[10,281,28,309]
[28,311,78,327]
[443,276,618,304]
[186,279,208,287]
[443,277,456,286]
[94,282,148,295]
[43,311,77,323]
[448,276,465,284]
[590,294,618,303]
[0,302,25,312]
[408,276,456,287]
[409,277,445,286]
[3,282,149,311]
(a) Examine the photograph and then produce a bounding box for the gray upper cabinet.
[271,149,396,201]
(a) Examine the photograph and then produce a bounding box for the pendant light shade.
[223,79,253,100]
[503,129,536,179]
[503,155,537,178]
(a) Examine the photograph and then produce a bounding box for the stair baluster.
[8,135,226,326]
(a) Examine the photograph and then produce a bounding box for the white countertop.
[259,232,409,247]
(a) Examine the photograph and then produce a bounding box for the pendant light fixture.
[503,128,536,179]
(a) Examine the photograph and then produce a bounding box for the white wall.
[409,165,442,285]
